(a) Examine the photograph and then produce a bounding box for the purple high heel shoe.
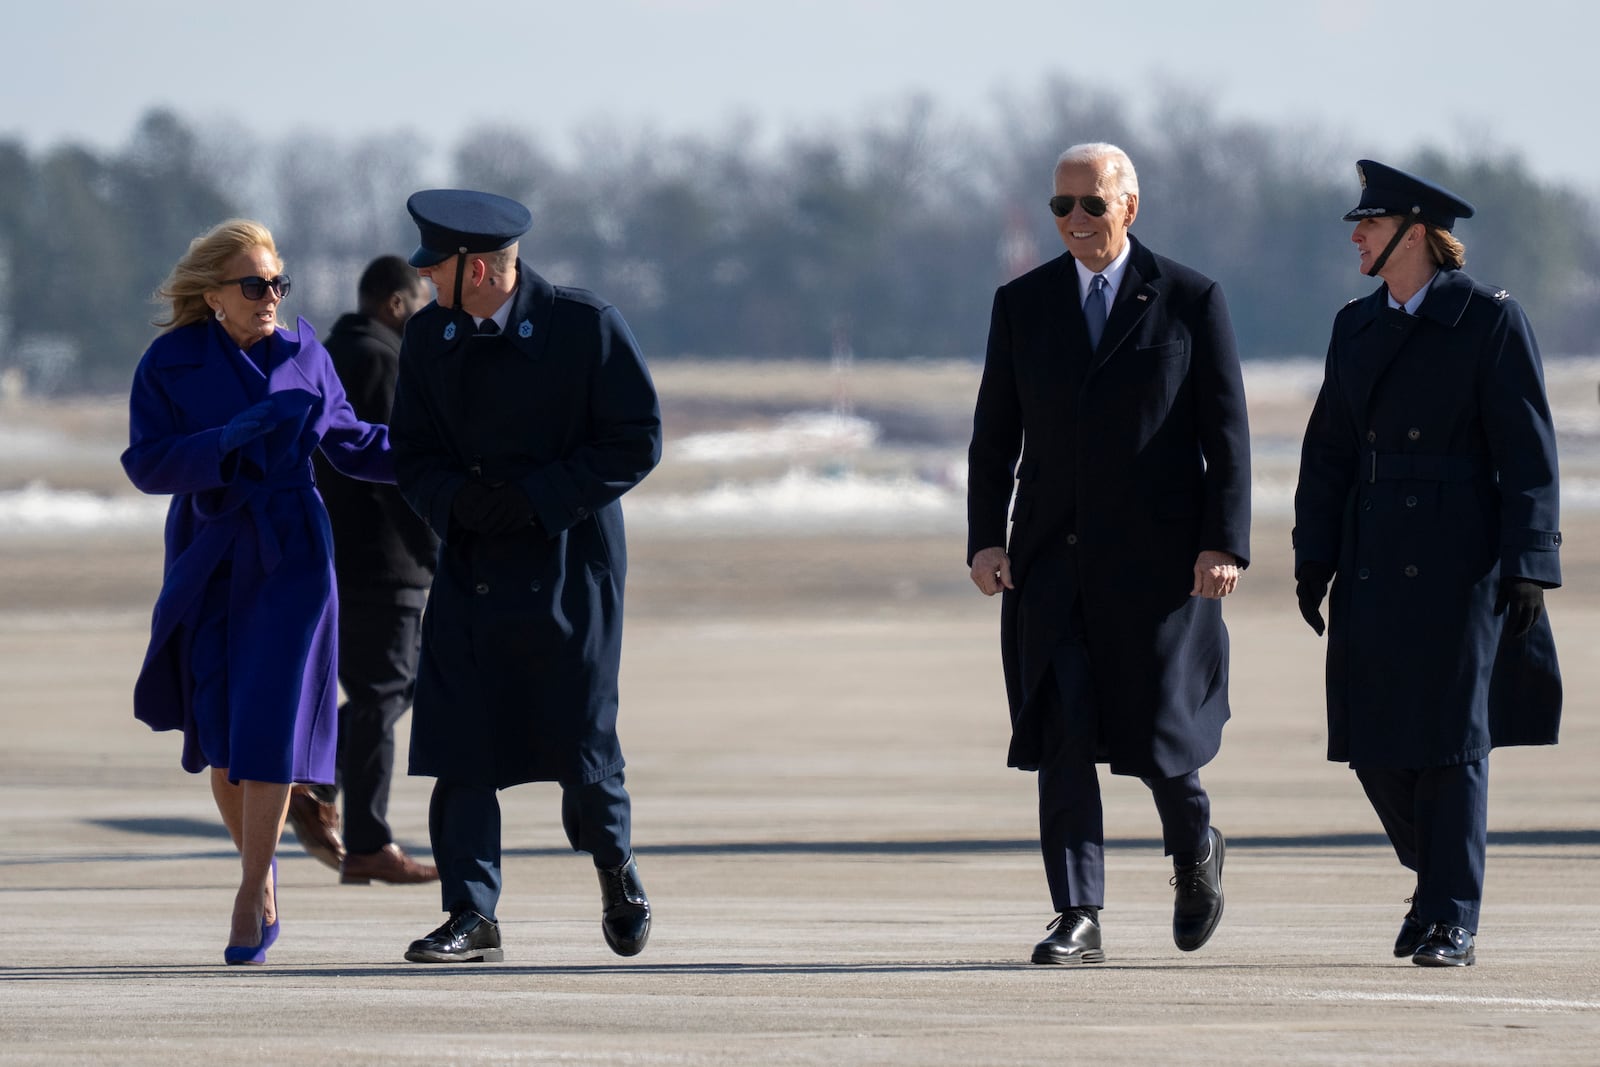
[224,858,279,965]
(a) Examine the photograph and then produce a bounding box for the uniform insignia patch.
[444,322,457,341]
[519,320,533,338]
[1136,294,1149,302]
[1493,289,1509,300]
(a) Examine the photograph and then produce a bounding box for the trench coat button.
[1366,430,1376,442]
[530,580,542,593]
[576,506,589,519]
[1405,495,1418,507]
[1066,533,1078,545]
[1403,564,1418,577]
[475,582,489,595]
[1358,567,1370,579]
[1407,428,1421,440]
[1362,499,1373,511]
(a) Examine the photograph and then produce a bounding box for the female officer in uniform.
[1293,161,1562,967]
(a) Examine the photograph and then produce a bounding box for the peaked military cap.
[406,189,532,267]
[1343,160,1475,231]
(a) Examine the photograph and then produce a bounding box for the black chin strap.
[451,248,467,310]
[1366,212,1419,277]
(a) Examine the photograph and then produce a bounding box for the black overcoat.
[390,264,662,788]
[312,312,438,604]
[1293,268,1562,770]
[967,237,1252,778]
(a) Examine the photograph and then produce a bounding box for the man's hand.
[1494,578,1545,638]
[970,546,1013,596]
[476,484,538,536]
[1190,550,1240,599]
[1296,561,1333,636]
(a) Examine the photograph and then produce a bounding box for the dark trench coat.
[390,263,661,789]
[967,238,1252,779]
[1293,268,1562,769]
[122,317,393,782]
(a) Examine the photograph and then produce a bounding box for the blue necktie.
[1084,274,1108,350]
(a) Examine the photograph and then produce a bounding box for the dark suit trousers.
[428,772,632,921]
[1355,758,1487,933]
[1036,603,1211,912]
[334,599,423,854]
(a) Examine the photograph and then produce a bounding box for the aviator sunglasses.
[220,274,292,300]
[1048,194,1120,218]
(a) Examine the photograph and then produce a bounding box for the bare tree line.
[2,78,1597,394]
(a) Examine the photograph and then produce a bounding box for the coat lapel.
[505,261,555,362]
[1344,289,1418,426]
[1088,236,1160,378]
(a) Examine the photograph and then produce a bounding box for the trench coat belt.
[1366,451,1489,484]
[190,467,316,574]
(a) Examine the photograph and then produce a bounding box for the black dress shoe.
[1394,890,1425,958]
[1171,826,1225,951]
[1412,924,1475,967]
[598,856,651,957]
[404,910,503,963]
[1031,908,1104,965]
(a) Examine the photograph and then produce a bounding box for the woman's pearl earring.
[215,308,226,322]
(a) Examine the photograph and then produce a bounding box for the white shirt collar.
[1386,271,1438,315]
[1074,238,1133,304]
[475,286,517,333]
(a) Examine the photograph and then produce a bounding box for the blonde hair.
[1425,224,1466,270]
[154,219,281,332]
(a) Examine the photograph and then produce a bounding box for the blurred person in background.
[293,255,439,886]
[390,190,662,964]
[1294,161,1562,967]
[967,143,1251,966]
[122,219,395,964]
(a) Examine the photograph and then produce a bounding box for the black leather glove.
[475,484,538,535]
[219,399,276,452]
[1296,561,1333,637]
[450,481,496,532]
[1494,578,1545,638]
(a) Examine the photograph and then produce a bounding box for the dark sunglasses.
[1048,194,1119,218]
[220,274,292,300]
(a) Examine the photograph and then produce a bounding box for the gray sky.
[7,0,1597,194]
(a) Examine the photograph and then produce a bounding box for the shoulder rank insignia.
[518,320,533,338]
[443,322,457,341]
[1492,289,1509,301]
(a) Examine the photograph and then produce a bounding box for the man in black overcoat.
[967,143,1251,965]
[1294,161,1562,967]
[389,190,662,963]
[298,255,440,886]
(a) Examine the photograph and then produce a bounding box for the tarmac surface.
[3,519,1598,1066]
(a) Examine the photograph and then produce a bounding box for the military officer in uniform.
[1294,161,1562,967]
[389,189,662,963]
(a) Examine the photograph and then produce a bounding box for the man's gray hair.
[1054,143,1139,198]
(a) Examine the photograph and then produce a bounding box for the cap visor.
[408,245,448,268]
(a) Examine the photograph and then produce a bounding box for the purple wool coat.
[122,317,394,783]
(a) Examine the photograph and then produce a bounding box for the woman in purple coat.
[122,219,394,964]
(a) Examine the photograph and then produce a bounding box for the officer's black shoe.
[1031,907,1104,965]
[1394,889,1426,958]
[598,856,651,957]
[1412,924,1475,967]
[404,910,503,963]
[1171,826,1226,952]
